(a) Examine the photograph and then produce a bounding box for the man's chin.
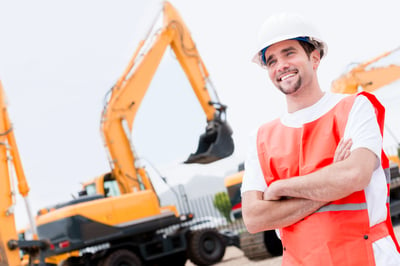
[278,80,302,95]
[279,86,300,95]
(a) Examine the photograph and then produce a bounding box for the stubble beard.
[278,77,302,95]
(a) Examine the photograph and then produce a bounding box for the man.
[241,13,400,265]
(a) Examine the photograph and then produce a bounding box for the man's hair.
[298,40,324,58]
[260,39,324,66]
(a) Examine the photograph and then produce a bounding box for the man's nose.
[276,59,290,72]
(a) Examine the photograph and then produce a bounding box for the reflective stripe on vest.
[257,92,399,265]
[316,202,367,213]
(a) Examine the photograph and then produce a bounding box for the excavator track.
[239,231,272,261]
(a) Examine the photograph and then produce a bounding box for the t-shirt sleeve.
[241,129,267,194]
[344,95,382,160]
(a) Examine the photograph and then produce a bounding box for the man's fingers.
[334,138,352,163]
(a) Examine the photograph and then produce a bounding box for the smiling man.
[241,12,400,265]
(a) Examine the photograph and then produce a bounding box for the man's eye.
[267,60,276,67]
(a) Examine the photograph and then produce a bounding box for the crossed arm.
[242,139,378,233]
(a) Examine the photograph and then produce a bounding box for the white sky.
[0,0,399,229]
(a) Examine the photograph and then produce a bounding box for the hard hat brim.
[252,36,327,68]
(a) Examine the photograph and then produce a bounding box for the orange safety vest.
[257,92,400,265]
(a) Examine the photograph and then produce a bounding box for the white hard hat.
[252,12,327,68]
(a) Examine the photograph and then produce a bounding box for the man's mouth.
[278,70,298,82]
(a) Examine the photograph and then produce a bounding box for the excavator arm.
[0,81,22,266]
[331,46,400,162]
[0,82,48,265]
[331,47,400,93]
[100,1,234,194]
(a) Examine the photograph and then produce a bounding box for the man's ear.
[311,50,321,70]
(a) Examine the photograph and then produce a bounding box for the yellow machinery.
[331,46,400,216]
[0,81,24,265]
[0,81,50,265]
[77,0,235,198]
[331,46,400,162]
[224,165,244,220]
[33,2,234,265]
[224,165,283,261]
[331,47,400,94]
[96,0,234,194]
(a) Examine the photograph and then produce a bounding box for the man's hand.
[263,138,353,201]
[263,183,281,201]
[333,138,352,162]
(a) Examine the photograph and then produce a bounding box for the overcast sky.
[0,0,399,229]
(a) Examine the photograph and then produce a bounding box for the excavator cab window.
[104,179,121,197]
[84,183,97,196]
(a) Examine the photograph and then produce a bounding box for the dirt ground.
[186,223,400,266]
[186,245,282,266]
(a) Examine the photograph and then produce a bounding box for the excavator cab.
[185,117,234,164]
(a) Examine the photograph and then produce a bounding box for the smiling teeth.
[281,73,296,81]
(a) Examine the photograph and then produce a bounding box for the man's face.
[264,39,315,95]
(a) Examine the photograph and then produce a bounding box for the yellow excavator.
[31,2,234,266]
[331,46,400,163]
[77,0,234,198]
[0,81,50,265]
[331,46,400,217]
[225,46,400,260]
[331,46,400,94]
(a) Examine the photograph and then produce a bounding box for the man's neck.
[286,86,325,113]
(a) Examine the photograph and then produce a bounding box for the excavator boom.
[0,81,20,266]
[331,46,400,93]
[331,47,400,161]
[101,1,234,193]
[0,81,47,265]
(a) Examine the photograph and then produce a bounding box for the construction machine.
[32,2,234,265]
[224,164,283,261]
[331,46,400,216]
[0,81,50,265]
[330,47,400,94]
[224,46,400,261]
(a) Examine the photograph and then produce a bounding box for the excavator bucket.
[185,119,234,164]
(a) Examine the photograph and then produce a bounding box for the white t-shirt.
[241,92,400,265]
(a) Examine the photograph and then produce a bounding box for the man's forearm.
[265,148,377,202]
[242,191,327,233]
